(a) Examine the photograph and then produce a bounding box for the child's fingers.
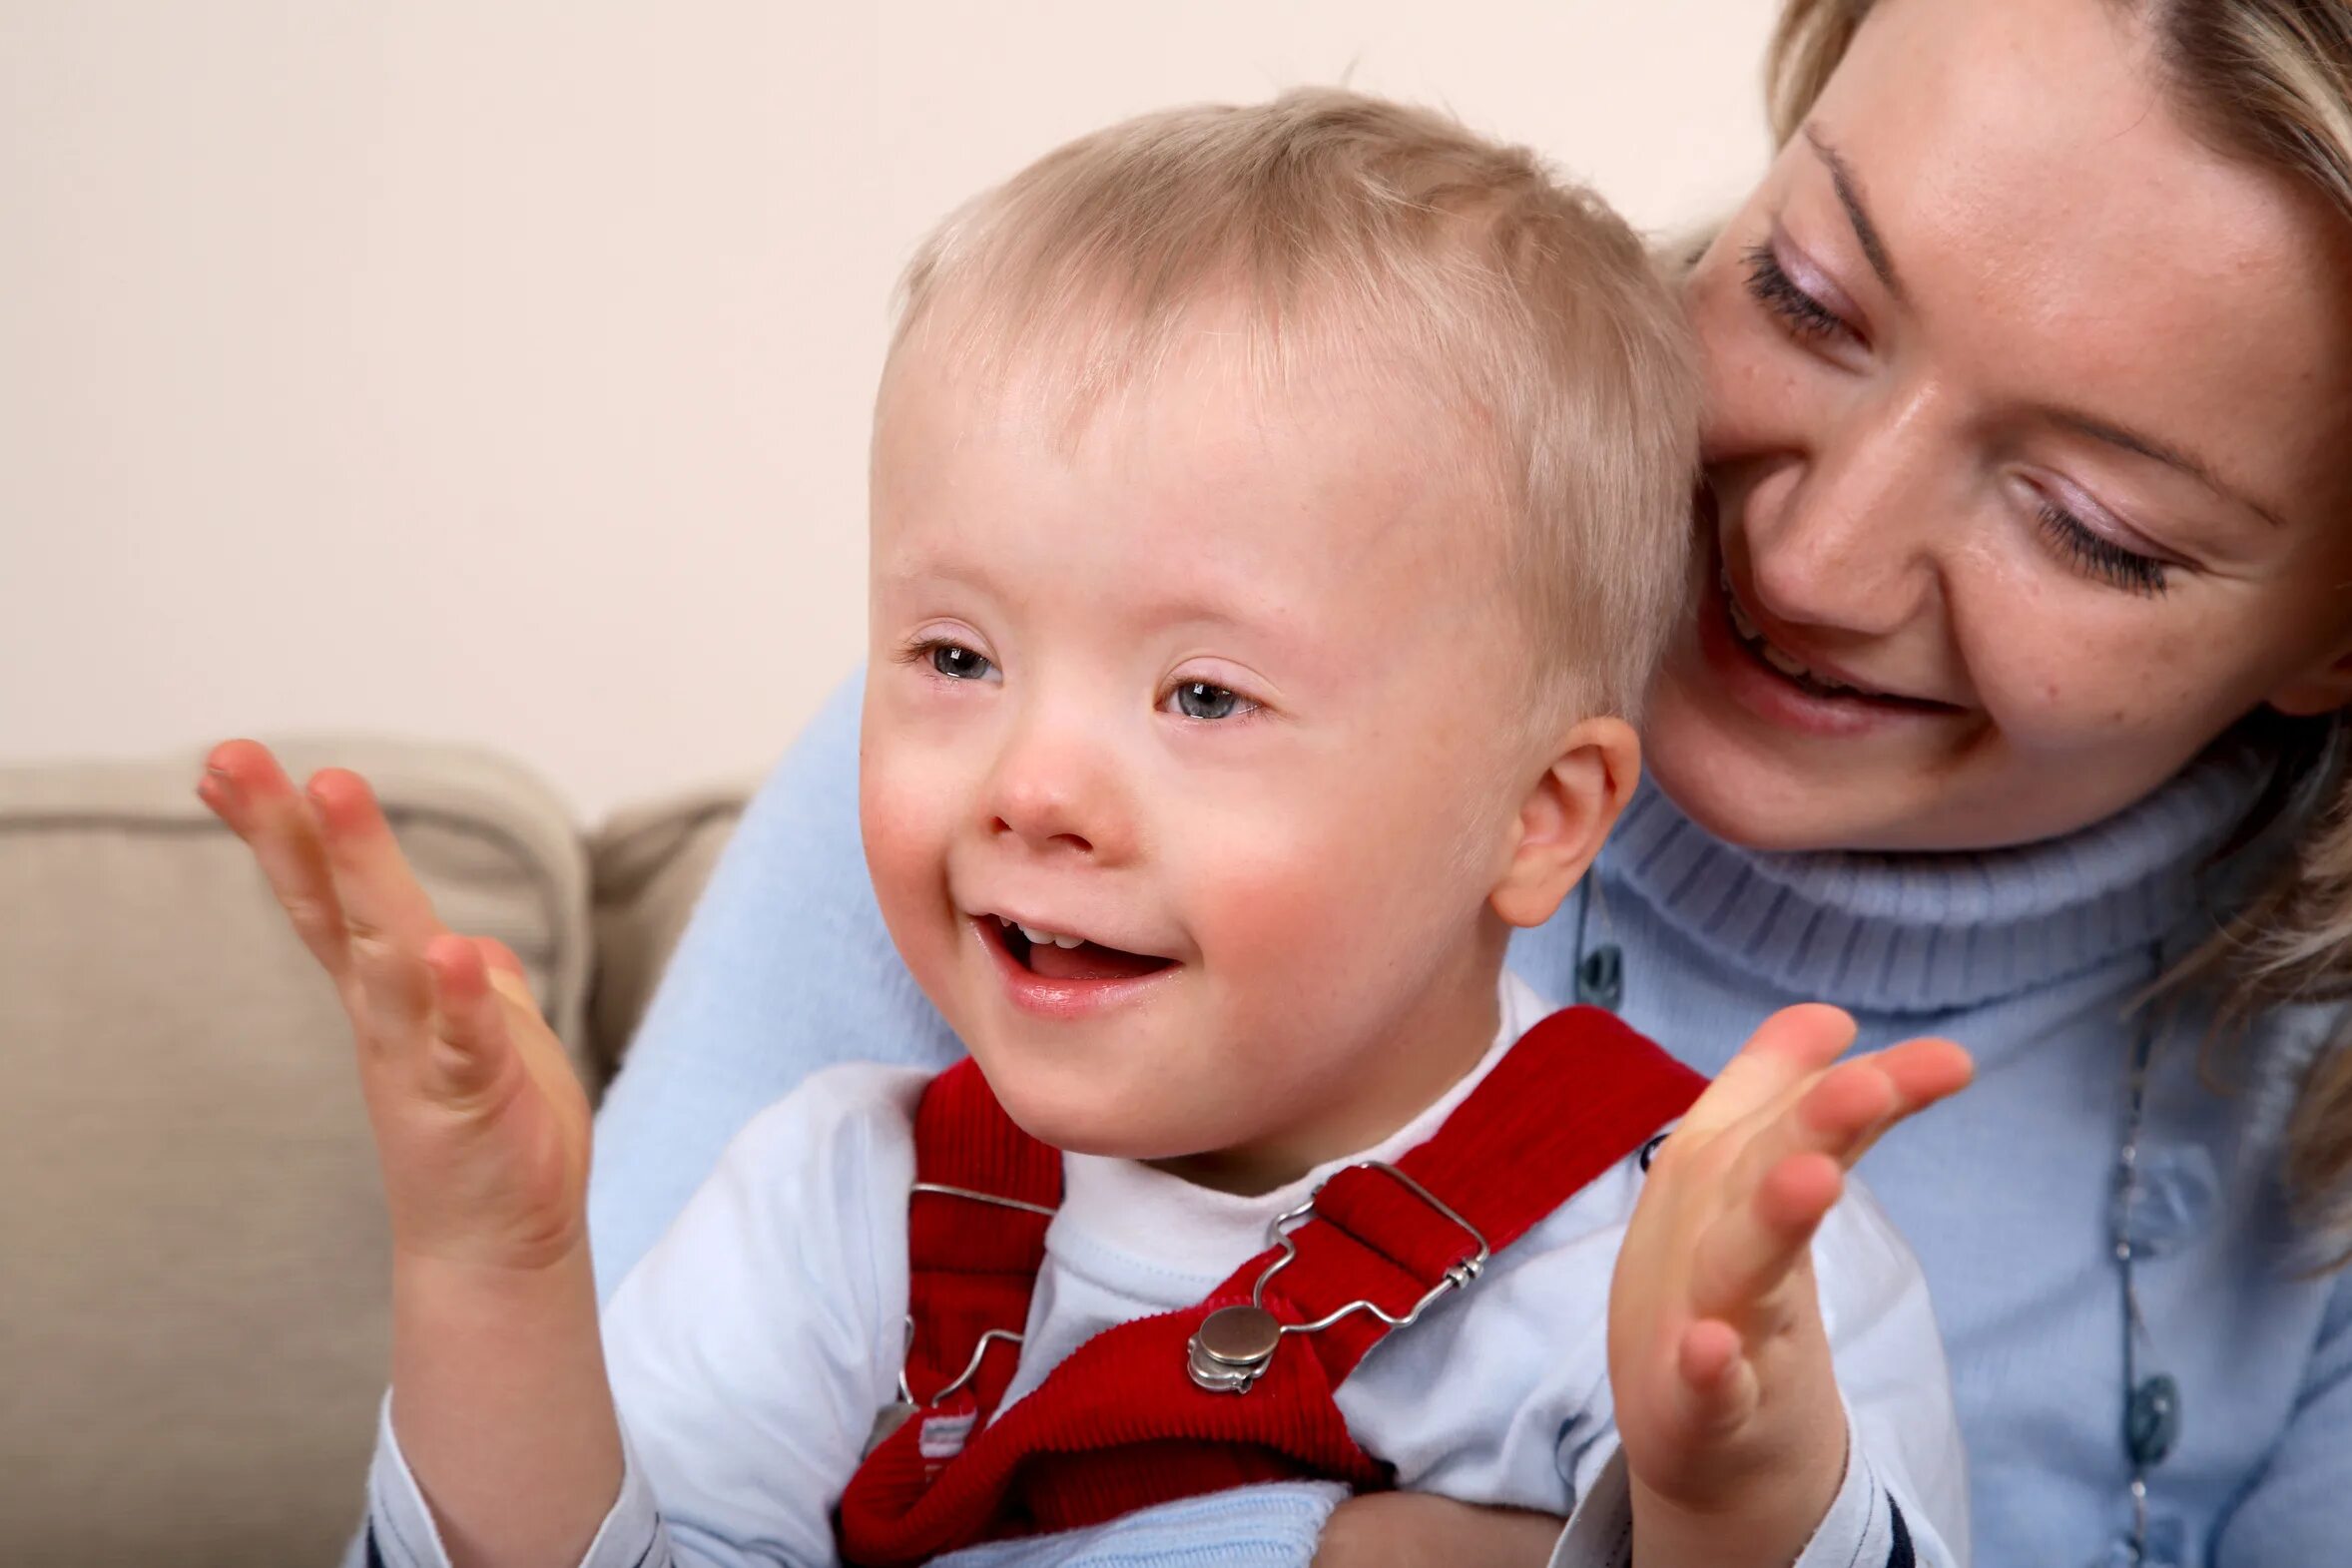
[1671,1318,1758,1436]
[424,933,514,1097]
[1837,1038,1974,1162]
[1676,1005,1858,1140]
[303,769,459,1051]
[1688,1152,1844,1322]
[199,740,352,977]
[307,768,450,956]
[1718,1035,1976,1204]
[469,936,544,1019]
[472,936,529,983]
[1716,1057,1897,1207]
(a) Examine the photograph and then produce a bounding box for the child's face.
[861,331,1547,1189]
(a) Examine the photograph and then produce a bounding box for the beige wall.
[1,1,1775,820]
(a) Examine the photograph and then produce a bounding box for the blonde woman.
[245,1,2352,1564]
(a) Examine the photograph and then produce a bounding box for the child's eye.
[1742,242,1852,344]
[922,641,995,681]
[1164,681,1258,722]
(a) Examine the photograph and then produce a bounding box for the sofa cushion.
[586,786,748,1081]
[0,740,591,1565]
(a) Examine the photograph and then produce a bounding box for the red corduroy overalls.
[836,1005,1704,1567]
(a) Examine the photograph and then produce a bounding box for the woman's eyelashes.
[1743,241,1853,344]
[2035,501,2171,597]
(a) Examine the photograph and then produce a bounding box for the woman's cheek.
[1961,603,2191,752]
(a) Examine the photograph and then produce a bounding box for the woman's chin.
[1643,662,1929,854]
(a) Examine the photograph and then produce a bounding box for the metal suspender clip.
[867,1181,1059,1456]
[1186,1161,1489,1394]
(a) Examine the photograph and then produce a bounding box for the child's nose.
[981,726,1128,860]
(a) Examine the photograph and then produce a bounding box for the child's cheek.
[859,746,959,964]
[1185,815,1393,1017]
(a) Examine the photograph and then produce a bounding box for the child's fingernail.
[200,766,237,804]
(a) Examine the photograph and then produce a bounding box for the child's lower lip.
[972,917,1181,1020]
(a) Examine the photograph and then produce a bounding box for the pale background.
[1,1,1776,820]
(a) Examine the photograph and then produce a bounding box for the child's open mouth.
[981,914,1178,983]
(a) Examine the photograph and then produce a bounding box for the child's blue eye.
[929,643,993,681]
[1168,681,1254,722]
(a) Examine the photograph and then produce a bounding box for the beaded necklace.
[2115,960,2182,1565]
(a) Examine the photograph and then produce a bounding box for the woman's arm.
[585,672,962,1301]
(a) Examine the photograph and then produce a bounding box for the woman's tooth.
[1761,642,1811,680]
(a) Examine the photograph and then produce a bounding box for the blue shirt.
[585,676,2352,1568]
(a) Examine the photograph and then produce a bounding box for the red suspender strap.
[836,1007,1706,1568]
[844,1060,1063,1530]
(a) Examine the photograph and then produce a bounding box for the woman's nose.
[1745,388,1948,639]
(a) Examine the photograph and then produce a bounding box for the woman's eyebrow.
[1801,127,2291,533]
[1804,129,1905,301]
[2052,410,2291,530]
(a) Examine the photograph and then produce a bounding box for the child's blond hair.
[881,88,1699,724]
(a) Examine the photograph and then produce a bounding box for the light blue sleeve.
[585,671,961,1303]
[2214,1267,2352,1564]
[928,1484,1347,1568]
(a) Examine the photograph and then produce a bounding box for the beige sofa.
[0,741,749,1565]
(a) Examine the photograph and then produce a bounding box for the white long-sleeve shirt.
[364,974,1968,1568]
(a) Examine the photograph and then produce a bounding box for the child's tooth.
[1051,934,1085,949]
[1019,924,1054,945]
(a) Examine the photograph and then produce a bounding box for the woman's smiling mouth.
[1698,541,1967,738]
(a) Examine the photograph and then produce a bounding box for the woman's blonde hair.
[1770,0,2352,1256]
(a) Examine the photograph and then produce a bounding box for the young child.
[203,91,1973,1568]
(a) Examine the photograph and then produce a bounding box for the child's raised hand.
[199,740,594,1275]
[1606,1005,1972,1568]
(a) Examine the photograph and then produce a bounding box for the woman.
[588,1,2352,1563]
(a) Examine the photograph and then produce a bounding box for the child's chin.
[985,1072,1200,1163]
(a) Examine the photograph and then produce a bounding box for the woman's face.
[1648,0,2352,852]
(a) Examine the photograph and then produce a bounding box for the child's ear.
[1489,716,1641,929]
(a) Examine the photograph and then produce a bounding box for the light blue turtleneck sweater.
[584,679,2352,1568]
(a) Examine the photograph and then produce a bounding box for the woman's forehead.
[1797,0,2352,528]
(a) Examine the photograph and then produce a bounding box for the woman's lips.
[1695,556,1961,740]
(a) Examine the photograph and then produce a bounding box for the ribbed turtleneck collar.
[1594,744,2277,1015]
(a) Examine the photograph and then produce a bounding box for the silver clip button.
[1187,1304,1284,1392]
[1180,1161,1488,1396]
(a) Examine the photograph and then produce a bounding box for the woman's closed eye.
[1743,242,1854,345]
[2034,499,2171,597]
